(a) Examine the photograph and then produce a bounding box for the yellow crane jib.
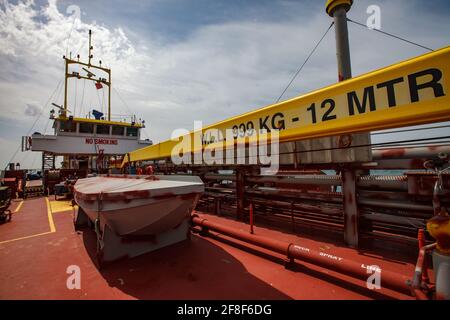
[123,46,450,166]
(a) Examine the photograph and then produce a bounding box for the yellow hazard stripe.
[123,46,450,165]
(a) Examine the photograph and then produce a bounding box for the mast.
[88,29,92,66]
[62,29,112,120]
[326,0,352,81]
[108,69,111,121]
[326,0,371,249]
[63,58,69,118]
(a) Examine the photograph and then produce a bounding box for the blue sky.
[54,0,318,42]
[52,0,450,43]
[0,0,449,169]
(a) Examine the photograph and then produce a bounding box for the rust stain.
[351,214,357,236]
[381,148,406,158]
[347,192,353,204]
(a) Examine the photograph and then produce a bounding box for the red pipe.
[249,203,254,234]
[412,242,436,290]
[413,289,429,300]
[418,229,426,249]
[192,215,412,295]
[417,229,430,283]
[193,216,289,255]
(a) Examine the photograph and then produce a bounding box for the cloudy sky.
[0,0,449,169]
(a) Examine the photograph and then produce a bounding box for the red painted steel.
[249,203,254,234]
[342,169,358,248]
[417,229,430,283]
[192,215,412,295]
[413,288,429,300]
[0,197,414,299]
[411,243,436,299]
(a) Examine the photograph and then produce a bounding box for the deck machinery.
[119,0,450,299]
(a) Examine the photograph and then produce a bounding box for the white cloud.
[24,103,41,116]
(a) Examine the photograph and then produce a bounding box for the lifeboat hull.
[74,175,204,237]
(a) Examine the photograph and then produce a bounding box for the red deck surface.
[0,197,414,300]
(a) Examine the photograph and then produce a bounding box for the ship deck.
[0,196,415,300]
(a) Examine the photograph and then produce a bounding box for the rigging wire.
[30,151,39,170]
[373,143,450,150]
[129,135,450,164]
[7,19,441,169]
[25,78,62,133]
[372,140,450,147]
[102,86,106,116]
[113,87,134,117]
[75,40,86,58]
[372,124,450,136]
[96,88,103,114]
[371,139,450,148]
[275,22,334,103]
[54,79,64,106]
[88,91,96,118]
[346,18,433,52]
[80,79,86,117]
[43,115,52,135]
[207,135,450,162]
[274,135,450,157]
[18,149,31,166]
[3,78,63,169]
[113,87,151,138]
[74,76,78,116]
[65,13,78,57]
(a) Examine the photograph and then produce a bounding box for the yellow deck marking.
[0,197,57,245]
[0,231,53,245]
[48,200,77,213]
[13,200,24,213]
[45,197,56,233]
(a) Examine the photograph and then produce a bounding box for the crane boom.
[123,46,450,167]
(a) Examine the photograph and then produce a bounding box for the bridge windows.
[96,124,110,135]
[79,122,94,134]
[55,120,139,138]
[112,126,125,136]
[126,127,138,137]
[60,120,77,132]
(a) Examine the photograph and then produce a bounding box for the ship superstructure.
[22,30,152,172]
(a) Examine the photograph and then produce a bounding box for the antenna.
[52,103,72,115]
[88,29,92,66]
[62,29,112,121]
[82,67,96,78]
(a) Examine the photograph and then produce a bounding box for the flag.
[95,82,103,90]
